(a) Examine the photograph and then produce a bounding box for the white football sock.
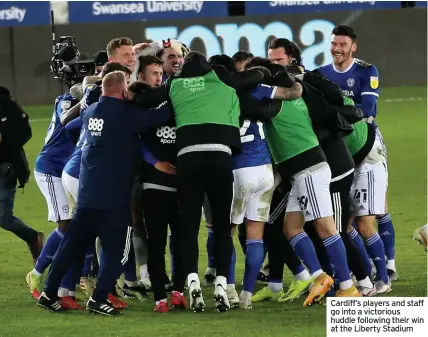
[268,282,283,293]
[294,269,311,282]
[139,264,149,279]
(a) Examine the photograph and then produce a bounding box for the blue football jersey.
[232,84,274,170]
[317,58,380,126]
[63,119,85,179]
[35,93,79,177]
[233,120,271,170]
[63,81,101,180]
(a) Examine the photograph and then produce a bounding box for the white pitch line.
[383,97,424,103]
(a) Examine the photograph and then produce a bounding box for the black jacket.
[0,87,32,187]
[132,52,265,154]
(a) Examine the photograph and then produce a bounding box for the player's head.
[101,62,132,85]
[102,71,127,99]
[232,51,254,71]
[208,54,237,73]
[106,37,136,72]
[268,38,302,67]
[156,39,188,76]
[137,55,164,88]
[331,25,357,67]
[92,50,108,75]
[245,56,284,76]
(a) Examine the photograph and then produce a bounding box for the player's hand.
[154,161,176,175]
[133,43,151,54]
[366,116,375,124]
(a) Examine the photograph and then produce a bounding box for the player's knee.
[283,212,304,239]
[355,216,377,238]
[57,219,70,232]
[246,220,265,240]
[313,215,338,239]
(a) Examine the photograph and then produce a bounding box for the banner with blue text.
[0,1,51,27]
[68,1,228,23]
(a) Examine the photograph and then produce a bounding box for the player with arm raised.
[317,25,397,281]
[26,85,81,302]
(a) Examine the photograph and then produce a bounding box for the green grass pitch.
[0,86,426,337]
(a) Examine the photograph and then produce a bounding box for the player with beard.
[276,41,377,297]
[316,25,398,281]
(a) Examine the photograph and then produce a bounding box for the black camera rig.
[50,10,95,87]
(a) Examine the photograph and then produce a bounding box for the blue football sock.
[207,228,215,268]
[292,263,306,276]
[365,233,389,283]
[376,214,396,262]
[289,232,322,275]
[348,228,373,277]
[243,239,265,293]
[323,234,351,283]
[34,228,64,274]
[227,242,236,285]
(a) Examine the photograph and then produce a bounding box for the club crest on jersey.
[347,78,355,88]
[370,76,379,89]
[61,100,71,110]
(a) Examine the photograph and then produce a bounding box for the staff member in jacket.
[0,86,44,265]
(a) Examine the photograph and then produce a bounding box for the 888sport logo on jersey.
[157,126,176,144]
[88,118,104,137]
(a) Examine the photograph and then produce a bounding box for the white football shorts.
[61,171,79,216]
[231,164,274,224]
[286,162,333,222]
[349,161,387,216]
[34,171,71,222]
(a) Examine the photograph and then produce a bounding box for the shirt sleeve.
[65,116,83,132]
[140,140,159,166]
[252,84,277,100]
[356,94,378,119]
[361,65,380,99]
[127,101,171,134]
[133,82,170,108]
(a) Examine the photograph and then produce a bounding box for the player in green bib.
[244,58,361,305]
[129,51,269,313]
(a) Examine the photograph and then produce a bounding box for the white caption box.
[327,297,427,337]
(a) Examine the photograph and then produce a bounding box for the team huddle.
[25,24,414,316]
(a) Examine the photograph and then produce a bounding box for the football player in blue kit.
[26,87,81,302]
[317,25,397,281]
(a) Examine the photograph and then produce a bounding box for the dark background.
[0,7,426,105]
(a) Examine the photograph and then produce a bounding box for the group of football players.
[25,23,427,316]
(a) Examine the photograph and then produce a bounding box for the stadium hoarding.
[0,1,51,27]
[67,1,229,23]
[245,1,401,15]
[0,7,425,105]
